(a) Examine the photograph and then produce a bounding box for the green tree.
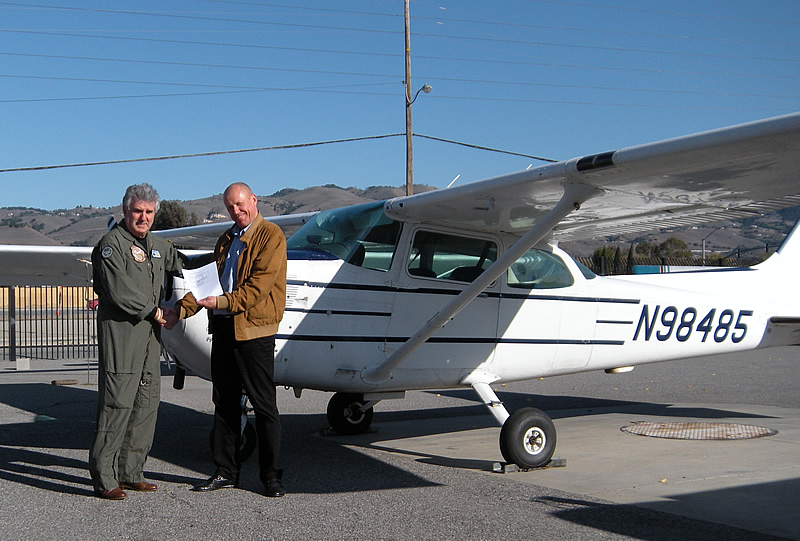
[153,200,197,230]
[656,237,692,258]
[635,241,657,257]
[626,243,635,273]
[592,245,619,275]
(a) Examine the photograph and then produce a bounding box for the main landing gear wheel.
[499,407,556,469]
[327,392,374,435]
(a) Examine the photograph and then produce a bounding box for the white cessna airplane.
[3,112,800,469]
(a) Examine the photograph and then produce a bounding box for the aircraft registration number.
[633,305,753,343]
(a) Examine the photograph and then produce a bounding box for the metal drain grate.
[621,421,778,440]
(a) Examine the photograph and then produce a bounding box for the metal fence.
[1,286,97,361]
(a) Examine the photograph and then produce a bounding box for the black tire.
[326,392,374,435]
[209,419,257,462]
[499,408,556,469]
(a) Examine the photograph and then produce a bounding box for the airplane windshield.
[286,201,401,271]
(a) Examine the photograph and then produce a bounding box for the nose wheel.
[499,407,556,469]
[327,392,374,435]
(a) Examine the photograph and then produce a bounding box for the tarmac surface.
[1,346,798,540]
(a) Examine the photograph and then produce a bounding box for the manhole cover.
[621,421,778,440]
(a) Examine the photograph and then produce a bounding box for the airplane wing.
[384,111,800,240]
[0,245,94,286]
[0,213,316,286]
[154,212,317,247]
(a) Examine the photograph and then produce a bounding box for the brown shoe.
[120,481,158,492]
[96,487,126,500]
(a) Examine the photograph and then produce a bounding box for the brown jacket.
[177,213,286,340]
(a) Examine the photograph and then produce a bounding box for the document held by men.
[181,262,223,300]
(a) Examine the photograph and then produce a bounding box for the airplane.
[2,111,800,469]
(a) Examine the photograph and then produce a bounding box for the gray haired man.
[88,183,182,500]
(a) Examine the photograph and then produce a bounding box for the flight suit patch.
[101,246,113,259]
[131,245,147,263]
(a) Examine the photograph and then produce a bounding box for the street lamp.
[408,84,432,105]
[405,83,431,196]
[405,81,431,197]
[702,226,723,265]
[406,81,432,195]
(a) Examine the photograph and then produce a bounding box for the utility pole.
[404,0,413,196]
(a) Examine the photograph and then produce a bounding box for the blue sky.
[1,1,798,210]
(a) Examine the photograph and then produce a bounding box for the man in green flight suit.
[88,183,183,500]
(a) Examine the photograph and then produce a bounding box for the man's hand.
[153,307,167,326]
[196,296,218,310]
[161,306,179,330]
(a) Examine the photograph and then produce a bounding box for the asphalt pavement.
[1,347,798,540]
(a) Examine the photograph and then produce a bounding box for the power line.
[5,49,797,85]
[0,134,404,173]
[415,135,557,163]
[0,75,398,103]
[0,1,403,34]
[0,133,554,174]
[5,24,796,66]
[4,71,794,103]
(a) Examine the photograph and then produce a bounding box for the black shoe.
[191,474,236,492]
[264,478,286,498]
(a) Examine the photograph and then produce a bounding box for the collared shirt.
[216,223,250,315]
[220,226,245,294]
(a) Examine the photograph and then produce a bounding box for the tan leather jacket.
[177,213,286,340]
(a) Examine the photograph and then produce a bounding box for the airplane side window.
[286,201,401,272]
[507,249,574,289]
[572,257,597,279]
[408,230,497,282]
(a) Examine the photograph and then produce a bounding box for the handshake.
[153,296,218,331]
[153,306,180,330]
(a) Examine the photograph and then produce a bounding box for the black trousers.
[210,316,281,483]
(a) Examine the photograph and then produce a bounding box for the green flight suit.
[88,223,182,492]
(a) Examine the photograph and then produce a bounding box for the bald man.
[174,182,287,497]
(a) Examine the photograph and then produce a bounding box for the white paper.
[182,262,223,300]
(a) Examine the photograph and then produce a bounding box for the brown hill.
[0,185,433,248]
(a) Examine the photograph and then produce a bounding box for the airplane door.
[386,228,501,388]
[495,248,595,379]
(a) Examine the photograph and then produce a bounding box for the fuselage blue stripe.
[287,280,640,305]
[275,334,623,346]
